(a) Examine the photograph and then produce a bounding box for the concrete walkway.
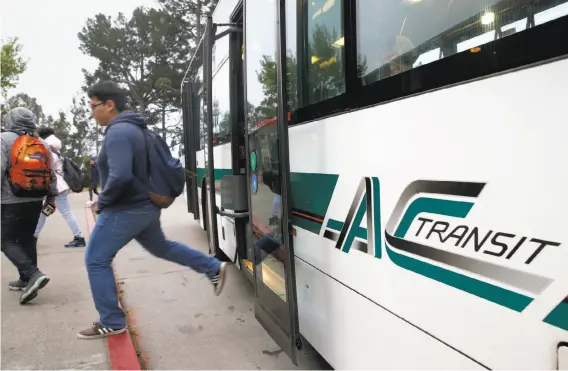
[2,192,329,370]
[1,192,109,370]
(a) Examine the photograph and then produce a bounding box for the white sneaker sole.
[214,262,228,296]
[20,276,50,304]
[77,327,127,340]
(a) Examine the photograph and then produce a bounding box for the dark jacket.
[96,111,151,211]
[90,157,99,185]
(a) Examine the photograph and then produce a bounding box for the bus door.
[244,0,301,363]
[206,0,301,362]
[181,80,200,219]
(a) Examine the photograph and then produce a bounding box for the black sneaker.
[19,272,50,304]
[211,262,228,296]
[65,237,86,248]
[77,322,127,340]
[8,279,27,291]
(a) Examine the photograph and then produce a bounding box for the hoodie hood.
[105,111,147,134]
[4,107,37,134]
[44,134,62,151]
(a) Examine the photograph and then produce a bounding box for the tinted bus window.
[357,0,568,85]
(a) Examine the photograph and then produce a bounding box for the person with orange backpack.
[1,107,58,304]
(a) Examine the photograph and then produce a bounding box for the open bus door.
[181,80,200,219]
[203,2,301,362]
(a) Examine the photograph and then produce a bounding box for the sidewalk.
[1,192,109,370]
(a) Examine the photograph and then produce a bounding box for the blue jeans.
[34,190,83,238]
[85,203,221,328]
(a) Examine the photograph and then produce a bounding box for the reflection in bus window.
[199,94,205,150]
[306,0,345,104]
[246,0,289,301]
[357,0,568,85]
[286,0,299,111]
[212,58,231,146]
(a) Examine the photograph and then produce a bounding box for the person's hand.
[44,198,56,210]
[42,199,56,216]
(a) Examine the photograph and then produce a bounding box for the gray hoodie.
[1,107,58,204]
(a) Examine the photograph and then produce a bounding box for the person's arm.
[46,147,59,199]
[97,126,134,210]
[38,138,59,200]
[0,136,8,176]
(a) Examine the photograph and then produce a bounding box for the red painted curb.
[85,205,142,370]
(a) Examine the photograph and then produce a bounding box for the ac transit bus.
[180,0,568,368]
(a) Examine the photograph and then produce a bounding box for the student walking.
[78,80,228,339]
[1,108,56,303]
[33,128,86,248]
[88,156,99,202]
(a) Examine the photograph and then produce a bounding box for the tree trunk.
[161,105,166,140]
[196,0,202,42]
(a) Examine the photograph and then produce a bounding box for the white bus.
[180,0,568,368]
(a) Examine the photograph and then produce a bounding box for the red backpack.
[7,133,54,197]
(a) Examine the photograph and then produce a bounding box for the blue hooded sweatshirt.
[97,111,151,211]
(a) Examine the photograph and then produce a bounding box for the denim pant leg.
[34,191,82,238]
[135,212,220,278]
[85,206,154,328]
[254,234,281,264]
[55,190,83,238]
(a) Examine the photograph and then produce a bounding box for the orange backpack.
[7,133,54,197]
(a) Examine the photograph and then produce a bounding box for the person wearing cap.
[1,107,57,304]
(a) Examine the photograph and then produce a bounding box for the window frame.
[289,0,568,126]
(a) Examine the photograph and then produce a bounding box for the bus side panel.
[294,257,485,370]
[212,143,236,260]
[289,58,568,369]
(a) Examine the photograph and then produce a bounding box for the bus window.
[305,0,345,105]
[286,0,299,112]
[212,58,231,146]
[357,0,568,85]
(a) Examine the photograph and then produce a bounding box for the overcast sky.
[2,0,158,118]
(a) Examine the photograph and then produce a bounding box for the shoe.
[65,237,86,248]
[211,262,227,296]
[8,279,27,291]
[77,322,127,340]
[20,272,50,304]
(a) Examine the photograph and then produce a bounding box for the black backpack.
[53,150,85,193]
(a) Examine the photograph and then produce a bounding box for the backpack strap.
[132,125,151,183]
[48,148,64,176]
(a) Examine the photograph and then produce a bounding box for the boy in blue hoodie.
[78,81,227,339]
